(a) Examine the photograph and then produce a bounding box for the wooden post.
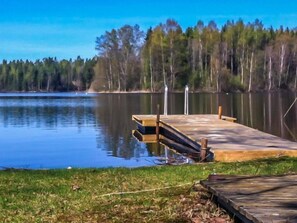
[200,138,208,161]
[218,106,222,119]
[156,104,160,141]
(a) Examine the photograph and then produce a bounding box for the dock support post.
[156,104,160,141]
[218,106,222,119]
[200,138,208,161]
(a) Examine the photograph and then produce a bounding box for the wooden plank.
[132,130,157,143]
[132,115,156,127]
[241,207,297,223]
[160,121,201,151]
[214,150,297,161]
[201,175,297,223]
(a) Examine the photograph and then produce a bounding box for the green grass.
[1,157,297,222]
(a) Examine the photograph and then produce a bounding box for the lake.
[0,91,296,169]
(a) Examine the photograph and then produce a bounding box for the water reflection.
[0,97,95,129]
[94,94,146,159]
[0,91,296,169]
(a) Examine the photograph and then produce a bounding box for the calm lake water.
[0,91,296,169]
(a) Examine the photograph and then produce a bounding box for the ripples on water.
[0,91,296,169]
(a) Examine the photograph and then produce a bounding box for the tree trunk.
[67,68,70,91]
[141,57,146,89]
[170,39,174,89]
[215,57,220,92]
[279,44,285,88]
[231,47,234,74]
[37,79,40,91]
[117,70,121,91]
[108,60,112,90]
[191,39,196,73]
[268,56,272,91]
[161,36,166,86]
[46,74,51,92]
[222,43,226,68]
[204,53,208,82]
[210,55,213,84]
[149,47,153,92]
[263,51,266,76]
[285,63,290,84]
[246,52,249,71]
[240,48,245,85]
[198,39,203,76]
[248,51,254,92]
[216,69,219,92]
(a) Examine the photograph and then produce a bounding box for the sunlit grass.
[0,157,297,222]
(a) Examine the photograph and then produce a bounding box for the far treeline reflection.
[0,92,296,160]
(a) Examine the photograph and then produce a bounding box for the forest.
[0,57,96,92]
[1,19,297,92]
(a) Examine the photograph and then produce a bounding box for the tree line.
[1,19,297,92]
[95,19,297,92]
[0,57,96,92]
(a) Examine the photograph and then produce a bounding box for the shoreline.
[0,88,295,94]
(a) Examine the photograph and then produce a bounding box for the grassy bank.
[1,157,297,223]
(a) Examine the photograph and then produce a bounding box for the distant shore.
[0,88,295,94]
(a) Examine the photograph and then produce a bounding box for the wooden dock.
[132,114,297,162]
[201,174,297,223]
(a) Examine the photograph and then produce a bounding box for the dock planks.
[201,174,297,223]
[132,114,297,161]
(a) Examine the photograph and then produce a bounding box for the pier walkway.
[132,114,297,161]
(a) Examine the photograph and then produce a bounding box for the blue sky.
[0,0,297,61]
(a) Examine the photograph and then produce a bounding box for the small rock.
[72,185,80,191]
